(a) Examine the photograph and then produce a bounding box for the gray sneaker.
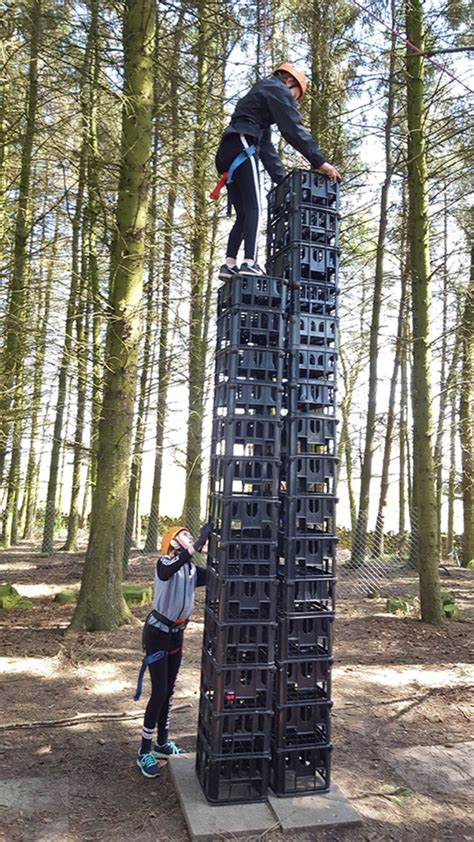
[219,263,239,280]
[239,262,264,276]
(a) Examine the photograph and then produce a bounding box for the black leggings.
[216,133,261,262]
[141,629,182,746]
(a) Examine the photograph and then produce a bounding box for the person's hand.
[194,521,213,552]
[319,162,341,183]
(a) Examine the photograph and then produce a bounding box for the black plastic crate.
[281,494,337,536]
[212,416,282,460]
[284,382,337,416]
[196,733,270,804]
[277,615,333,661]
[282,416,337,457]
[211,455,280,498]
[216,307,286,351]
[200,652,274,712]
[267,206,338,255]
[290,280,338,317]
[278,577,336,616]
[210,496,280,542]
[214,381,284,419]
[206,570,278,623]
[282,456,337,496]
[208,534,278,578]
[274,700,331,748]
[288,314,337,349]
[198,694,273,755]
[217,274,287,313]
[270,744,332,796]
[203,609,276,667]
[267,244,338,284]
[215,348,285,385]
[268,169,339,218]
[285,348,337,385]
[275,658,332,705]
[278,536,337,579]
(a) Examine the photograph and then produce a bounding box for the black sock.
[141,737,152,754]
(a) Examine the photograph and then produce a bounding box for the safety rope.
[350,0,474,95]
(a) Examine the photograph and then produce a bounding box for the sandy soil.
[0,542,472,841]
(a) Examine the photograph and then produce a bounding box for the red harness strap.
[169,646,182,655]
[210,172,229,200]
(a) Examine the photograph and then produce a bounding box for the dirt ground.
[0,541,473,841]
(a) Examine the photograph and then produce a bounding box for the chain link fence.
[337,516,418,597]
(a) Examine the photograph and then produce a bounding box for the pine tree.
[70,0,155,631]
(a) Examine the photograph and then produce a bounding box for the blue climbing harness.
[133,649,166,702]
[209,144,257,200]
[227,145,256,184]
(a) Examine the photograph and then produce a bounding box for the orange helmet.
[161,526,187,556]
[273,63,307,100]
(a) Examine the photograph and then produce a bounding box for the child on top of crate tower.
[212,62,341,281]
[133,521,212,778]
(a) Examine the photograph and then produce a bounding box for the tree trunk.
[339,346,357,533]
[372,265,408,559]
[143,11,183,553]
[446,362,458,556]
[123,272,154,569]
[459,245,473,565]
[22,217,57,539]
[70,0,155,631]
[64,208,89,552]
[88,0,102,496]
[41,136,87,554]
[182,1,214,528]
[350,4,397,566]
[405,0,443,623]
[0,0,41,484]
[433,185,449,558]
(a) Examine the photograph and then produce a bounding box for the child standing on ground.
[134,522,212,778]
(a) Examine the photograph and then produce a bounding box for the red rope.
[350,0,474,95]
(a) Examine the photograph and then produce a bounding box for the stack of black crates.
[267,170,339,796]
[196,273,288,803]
[196,169,339,804]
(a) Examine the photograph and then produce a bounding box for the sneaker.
[218,263,239,280]
[136,750,161,778]
[153,740,186,759]
[238,262,264,276]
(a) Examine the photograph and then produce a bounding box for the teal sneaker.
[153,740,186,759]
[136,750,161,778]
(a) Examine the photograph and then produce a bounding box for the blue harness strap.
[226,145,256,184]
[133,649,166,702]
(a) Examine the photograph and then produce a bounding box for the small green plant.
[54,591,78,604]
[122,585,152,606]
[0,583,32,610]
[386,596,410,615]
[440,590,459,619]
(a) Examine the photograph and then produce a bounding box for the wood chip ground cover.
[0,542,472,841]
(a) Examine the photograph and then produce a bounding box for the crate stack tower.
[196,169,339,804]
[196,274,288,803]
[267,170,339,796]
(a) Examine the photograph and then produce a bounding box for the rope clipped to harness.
[133,650,166,702]
[209,145,256,200]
